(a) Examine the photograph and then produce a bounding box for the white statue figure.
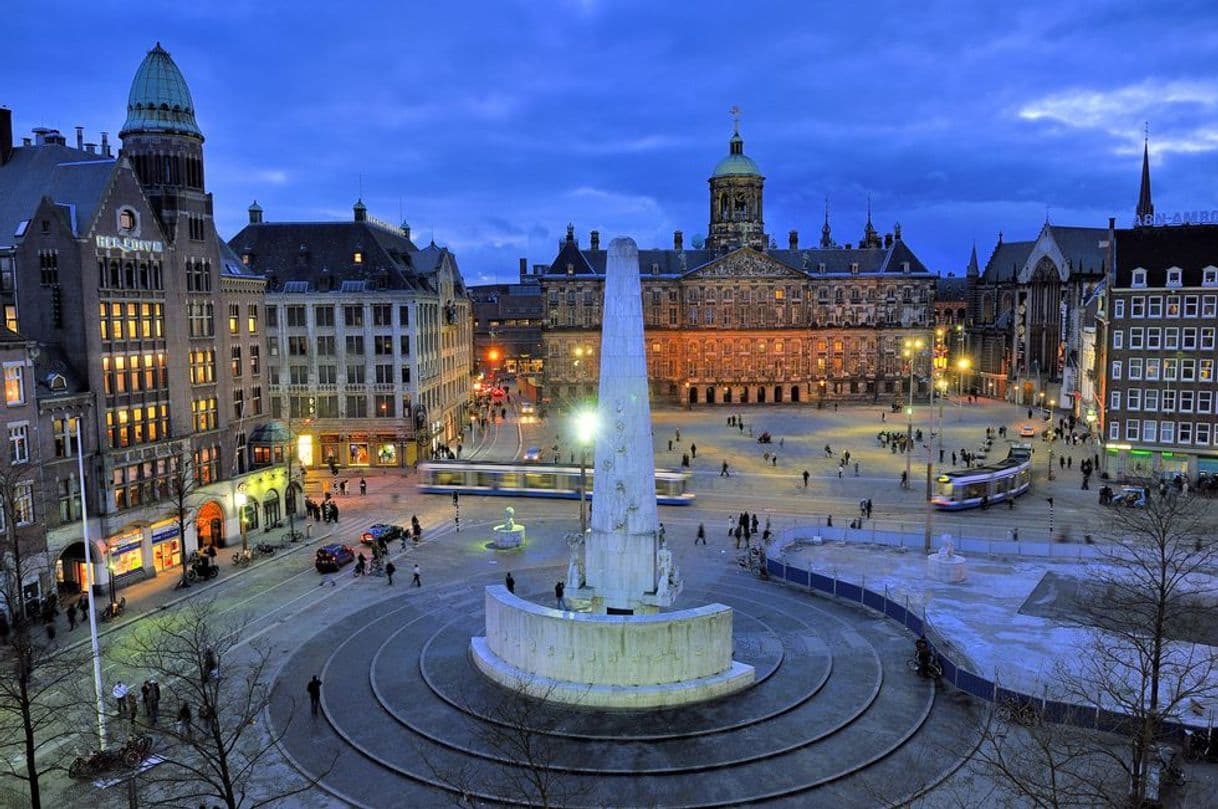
[938,540,954,558]
[565,530,585,591]
[503,506,515,530]
[656,546,674,599]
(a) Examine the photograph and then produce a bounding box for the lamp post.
[575,408,598,536]
[902,337,926,489]
[957,357,971,398]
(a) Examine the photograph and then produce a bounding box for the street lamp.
[574,408,598,536]
[956,357,971,398]
[902,337,926,489]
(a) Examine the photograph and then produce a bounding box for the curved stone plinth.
[470,586,754,708]
[490,524,525,549]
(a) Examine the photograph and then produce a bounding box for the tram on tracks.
[417,461,695,505]
[931,444,1033,510]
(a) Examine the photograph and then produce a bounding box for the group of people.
[304,494,341,523]
[112,678,162,724]
[729,511,770,549]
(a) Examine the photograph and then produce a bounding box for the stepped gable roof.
[0,143,115,247]
[936,275,968,302]
[981,239,1033,284]
[228,220,427,292]
[1046,225,1108,275]
[120,42,202,138]
[410,241,467,295]
[1113,224,1218,287]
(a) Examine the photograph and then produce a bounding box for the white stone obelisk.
[580,237,681,613]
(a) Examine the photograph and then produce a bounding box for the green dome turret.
[711,122,760,178]
[119,43,203,139]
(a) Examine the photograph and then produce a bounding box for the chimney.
[248,200,263,224]
[32,127,51,145]
[788,230,799,250]
[0,108,11,166]
[590,230,600,251]
[21,137,31,146]
[519,257,528,280]
[84,142,97,154]
[75,126,84,150]
[100,131,111,157]
[673,230,683,251]
[884,233,893,248]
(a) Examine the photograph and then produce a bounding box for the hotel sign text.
[95,235,165,253]
[1133,211,1218,228]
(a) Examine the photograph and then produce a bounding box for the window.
[228,304,240,335]
[1165,328,1179,350]
[249,345,261,375]
[1109,391,1121,411]
[1125,420,1140,441]
[1128,358,1143,380]
[1204,296,1218,318]
[1163,390,1177,412]
[1130,297,1145,318]
[1113,299,1125,319]
[373,336,393,355]
[1143,420,1157,443]
[374,395,395,417]
[233,389,244,419]
[1129,328,1144,349]
[1182,359,1197,381]
[252,386,263,415]
[399,335,410,356]
[1202,359,1214,382]
[1164,358,1177,381]
[344,306,364,327]
[1145,357,1160,380]
[192,397,218,432]
[345,336,365,355]
[316,396,338,418]
[8,423,29,463]
[316,336,335,356]
[353,251,363,264]
[1146,328,1161,350]
[398,305,409,326]
[314,365,335,385]
[4,364,24,405]
[57,477,80,523]
[53,416,77,457]
[345,395,367,418]
[1199,390,1213,414]
[346,365,366,384]
[1179,422,1193,444]
[1197,423,1212,446]
[1148,297,1163,318]
[289,365,309,385]
[400,365,411,384]
[1205,268,1218,287]
[375,364,394,384]
[1180,390,1195,412]
[247,304,259,333]
[1167,268,1182,287]
[1112,330,1124,349]
[1167,296,1181,317]
[1203,328,1216,351]
[1184,328,1198,350]
[288,336,309,356]
[286,306,307,327]
[188,302,215,337]
[1109,420,1121,440]
[189,350,215,385]
[372,305,391,326]
[1184,296,1199,317]
[1144,389,1159,411]
[10,481,34,526]
[266,306,279,327]
[1132,269,1147,288]
[231,346,243,378]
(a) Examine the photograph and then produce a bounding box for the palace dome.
[119,43,202,139]
[711,131,760,178]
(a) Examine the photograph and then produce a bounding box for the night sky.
[5,0,1217,283]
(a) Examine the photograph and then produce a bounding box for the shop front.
[108,529,146,586]
[151,521,182,573]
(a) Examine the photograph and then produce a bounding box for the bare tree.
[422,675,593,808]
[167,450,200,589]
[976,487,1218,808]
[0,461,91,808]
[117,598,320,808]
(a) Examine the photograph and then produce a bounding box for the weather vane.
[729,105,741,133]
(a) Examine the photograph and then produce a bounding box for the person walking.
[690,443,697,459]
[734,525,744,549]
[411,563,421,587]
[866,499,873,519]
[66,601,77,631]
[307,675,323,717]
[802,469,810,488]
[359,477,367,495]
[555,581,567,610]
[113,681,129,719]
[720,461,730,477]
[505,572,515,593]
[696,523,706,545]
[176,702,193,739]
[385,561,396,585]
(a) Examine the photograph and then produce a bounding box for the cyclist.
[914,636,933,677]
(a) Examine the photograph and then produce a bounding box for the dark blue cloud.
[4,0,1216,279]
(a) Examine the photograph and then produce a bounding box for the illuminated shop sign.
[95,235,165,253]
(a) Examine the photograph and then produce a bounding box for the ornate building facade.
[539,126,937,407]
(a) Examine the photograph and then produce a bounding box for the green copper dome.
[711,130,760,178]
[119,43,202,139]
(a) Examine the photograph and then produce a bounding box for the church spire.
[966,242,980,277]
[820,197,833,248]
[1136,124,1154,225]
[861,194,880,248]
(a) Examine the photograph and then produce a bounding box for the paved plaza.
[61,398,1195,809]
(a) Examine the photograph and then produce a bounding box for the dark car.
[315,543,355,573]
[361,523,405,545]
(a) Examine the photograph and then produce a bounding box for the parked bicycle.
[254,541,277,557]
[232,548,254,567]
[99,597,127,622]
[995,697,1042,727]
[68,734,152,779]
[906,654,943,681]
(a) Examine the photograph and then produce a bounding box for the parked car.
[361,523,404,545]
[315,543,355,573]
[1018,423,1037,437]
[524,446,542,461]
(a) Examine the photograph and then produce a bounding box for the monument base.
[490,524,525,549]
[471,586,755,709]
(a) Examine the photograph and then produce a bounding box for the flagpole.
[76,418,106,748]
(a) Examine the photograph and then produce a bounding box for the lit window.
[353,251,364,264]
[3,364,24,405]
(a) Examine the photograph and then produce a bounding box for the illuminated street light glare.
[575,408,599,444]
